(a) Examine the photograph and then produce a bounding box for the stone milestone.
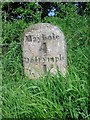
[22,23,67,79]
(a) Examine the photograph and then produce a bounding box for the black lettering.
[29,69,32,75]
[43,64,47,73]
[59,54,64,60]
[48,35,52,40]
[29,69,35,76]
[52,33,56,40]
[43,42,47,53]
[56,35,59,39]
[55,57,59,62]
[35,57,38,62]
[50,57,54,62]
[26,35,32,42]
[37,37,40,43]
[30,58,34,63]
[42,57,46,63]
[38,58,41,62]
[33,37,37,42]
[24,57,29,63]
[48,57,50,62]
[42,34,47,40]
[59,54,62,60]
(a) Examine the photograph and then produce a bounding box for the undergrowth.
[2,14,89,119]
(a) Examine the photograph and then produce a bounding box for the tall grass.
[2,14,89,119]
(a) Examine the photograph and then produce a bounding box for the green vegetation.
[2,2,90,120]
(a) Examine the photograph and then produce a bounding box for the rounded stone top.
[23,23,64,37]
[22,23,67,79]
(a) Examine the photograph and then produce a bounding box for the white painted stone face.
[22,23,67,79]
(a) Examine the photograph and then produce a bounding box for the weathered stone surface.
[22,23,67,79]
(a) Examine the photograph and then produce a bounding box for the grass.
[2,15,90,119]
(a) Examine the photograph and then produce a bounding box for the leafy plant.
[2,2,90,120]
